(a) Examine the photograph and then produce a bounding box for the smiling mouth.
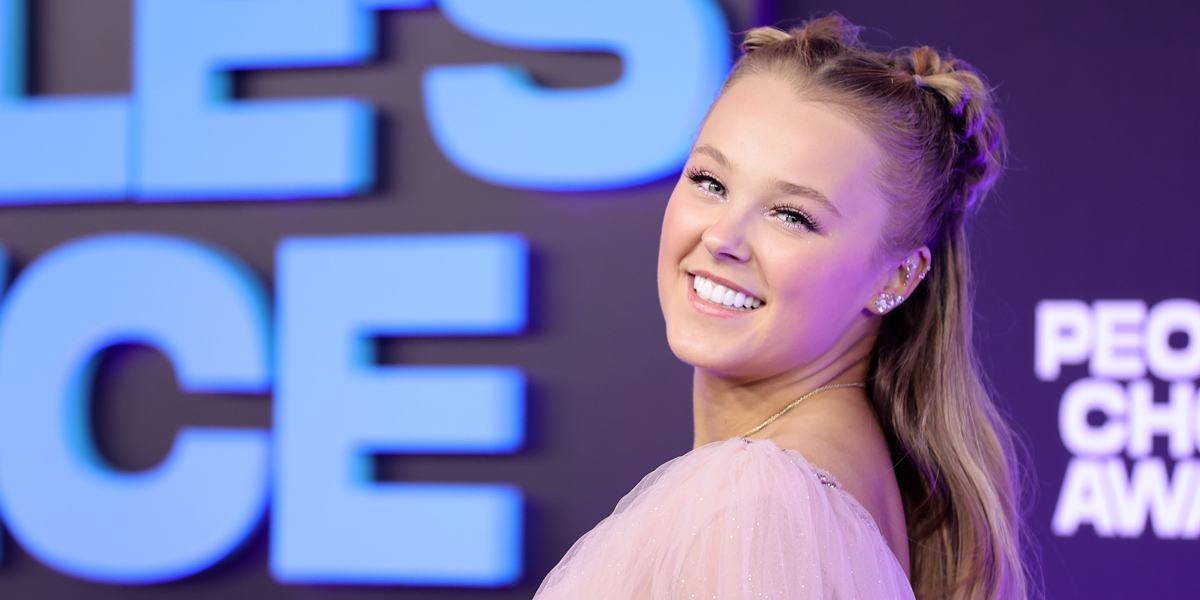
[693,275,763,311]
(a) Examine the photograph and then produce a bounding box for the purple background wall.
[3,0,1198,597]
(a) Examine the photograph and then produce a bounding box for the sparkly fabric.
[534,437,915,599]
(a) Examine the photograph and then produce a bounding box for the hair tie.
[913,74,925,87]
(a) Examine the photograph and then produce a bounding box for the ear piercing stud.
[876,292,904,314]
[883,258,929,313]
[903,258,931,285]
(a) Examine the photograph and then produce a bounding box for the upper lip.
[690,270,763,301]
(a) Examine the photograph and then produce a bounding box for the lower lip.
[687,276,758,318]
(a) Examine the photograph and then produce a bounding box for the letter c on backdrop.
[0,234,271,583]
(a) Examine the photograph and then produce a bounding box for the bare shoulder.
[770,393,911,577]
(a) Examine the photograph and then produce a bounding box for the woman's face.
[657,74,895,380]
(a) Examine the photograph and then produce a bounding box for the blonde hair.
[726,15,1030,600]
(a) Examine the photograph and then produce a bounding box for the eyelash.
[685,167,726,198]
[684,167,821,233]
[768,202,821,233]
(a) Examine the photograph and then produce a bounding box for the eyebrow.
[768,178,842,218]
[690,144,842,218]
[692,144,732,169]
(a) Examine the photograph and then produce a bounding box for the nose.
[701,205,752,263]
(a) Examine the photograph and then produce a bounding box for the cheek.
[766,247,875,340]
[657,191,697,269]
[657,194,684,303]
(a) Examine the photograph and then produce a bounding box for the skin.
[656,74,932,577]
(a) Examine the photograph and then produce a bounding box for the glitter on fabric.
[534,437,914,599]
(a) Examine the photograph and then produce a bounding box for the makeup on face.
[656,74,893,379]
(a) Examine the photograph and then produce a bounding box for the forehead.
[696,75,885,213]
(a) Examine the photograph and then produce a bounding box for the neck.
[691,333,876,447]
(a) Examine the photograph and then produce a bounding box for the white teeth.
[691,275,763,311]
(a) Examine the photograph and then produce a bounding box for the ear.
[865,247,932,315]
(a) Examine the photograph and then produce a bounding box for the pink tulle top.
[534,436,915,599]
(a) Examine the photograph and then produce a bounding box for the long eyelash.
[769,203,821,233]
[684,166,723,193]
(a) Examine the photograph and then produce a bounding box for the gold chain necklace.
[739,382,867,438]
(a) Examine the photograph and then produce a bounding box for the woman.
[536,14,1027,600]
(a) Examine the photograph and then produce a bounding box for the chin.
[664,326,711,367]
[665,333,753,377]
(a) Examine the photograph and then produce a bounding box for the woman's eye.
[700,178,726,196]
[770,206,819,232]
[685,169,727,198]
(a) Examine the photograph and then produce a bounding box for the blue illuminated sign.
[0,0,728,588]
[425,0,729,190]
[0,0,729,201]
[0,235,271,583]
[0,233,528,585]
[273,235,527,585]
[135,0,376,199]
[0,0,130,200]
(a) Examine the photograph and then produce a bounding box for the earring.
[875,292,904,314]
[903,259,917,285]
